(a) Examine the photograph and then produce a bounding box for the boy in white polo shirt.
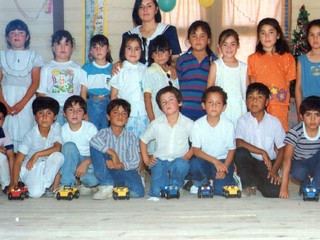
[140,86,193,197]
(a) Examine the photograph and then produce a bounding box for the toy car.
[302,183,319,201]
[197,185,214,198]
[113,186,130,200]
[222,185,241,198]
[8,182,29,200]
[56,186,80,200]
[160,185,180,199]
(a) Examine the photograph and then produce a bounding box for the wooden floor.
[0,181,319,240]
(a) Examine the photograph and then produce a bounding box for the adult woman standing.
[122,0,181,65]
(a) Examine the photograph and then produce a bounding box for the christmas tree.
[290,5,310,60]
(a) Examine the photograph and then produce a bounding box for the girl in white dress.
[0,19,43,151]
[207,29,248,126]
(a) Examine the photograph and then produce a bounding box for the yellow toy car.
[113,186,130,200]
[56,186,80,201]
[222,185,241,198]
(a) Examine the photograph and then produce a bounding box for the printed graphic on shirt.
[311,65,320,76]
[270,86,287,103]
[51,69,75,93]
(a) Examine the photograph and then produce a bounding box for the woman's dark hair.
[119,34,145,63]
[90,34,113,63]
[132,0,161,26]
[306,19,320,52]
[5,19,30,48]
[256,18,290,55]
[148,35,171,66]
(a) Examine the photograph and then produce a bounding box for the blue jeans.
[87,95,109,130]
[60,142,99,187]
[190,157,234,196]
[90,147,144,198]
[291,149,320,189]
[57,107,67,127]
[149,158,190,197]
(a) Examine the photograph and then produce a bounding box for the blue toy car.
[302,183,319,201]
[160,185,180,199]
[197,185,214,198]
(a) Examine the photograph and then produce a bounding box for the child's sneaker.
[92,185,113,200]
[190,185,198,194]
[42,188,54,198]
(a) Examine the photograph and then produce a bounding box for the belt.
[87,95,107,100]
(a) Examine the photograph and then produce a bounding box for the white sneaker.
[190,185,198,194]
[92,185,113,200]
[79,185,92,195]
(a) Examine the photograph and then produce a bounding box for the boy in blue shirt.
[280,96,320,198]
[190,86,235,195]
[90,99,144,200]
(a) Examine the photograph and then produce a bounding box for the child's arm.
[9,152,25,189]
[268,146,285,185]
[110,87,118,100]
[194,147,228,173]
[140,139,156,167]
[80,84,87,102]
[279,144,294,199]
[236,138,272,171]
[295,60,302,121]
[0,70,13,113]
[144,92,155,121]
[207,62,217,88]
[106,149,124,170]
[182,147,193,161]
[26,141,62,170]
[12,67,40,115]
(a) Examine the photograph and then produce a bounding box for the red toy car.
[8,182,29,200]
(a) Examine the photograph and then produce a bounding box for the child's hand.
[167,66,177,79]
[144,155,157,167]
[261,151,272,171]
[75,161,89,178]
[106,160,115,169]
[267,170,281,185]
[111,61,123,75]
[279,189,289,199]
[26,154,39,170]
[213,160,228,173]
[0,146,7,155]
[11,101,26,115]
[216,171,226,179]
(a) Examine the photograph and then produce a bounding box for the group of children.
[0,15,319,200]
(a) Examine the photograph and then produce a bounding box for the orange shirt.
[248,52,296,105]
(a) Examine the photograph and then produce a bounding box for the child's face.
[63,103,86,126]
[90,43,109,62]
[308,26,320,50]
[159,92,182,116]
[107,106,129,128]
[0,113,5,128]
[219,36,239,59]
[35,109,57,128]
[301,110,320,131]
[189,27,210,53]
[7,29,29,50]
[201,92,226,118]
[151,49,171,68]
[53,37,73,62]
[258,24,279,53]
[246,91,269,114]
[125,40,142,64]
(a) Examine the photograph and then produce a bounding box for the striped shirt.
[177,49,217,121]
[89,127,139,170]
[284,122,320,161]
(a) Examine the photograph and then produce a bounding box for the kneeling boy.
[10,97,64,198]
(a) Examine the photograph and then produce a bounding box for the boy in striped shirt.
[280,96,320,198]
